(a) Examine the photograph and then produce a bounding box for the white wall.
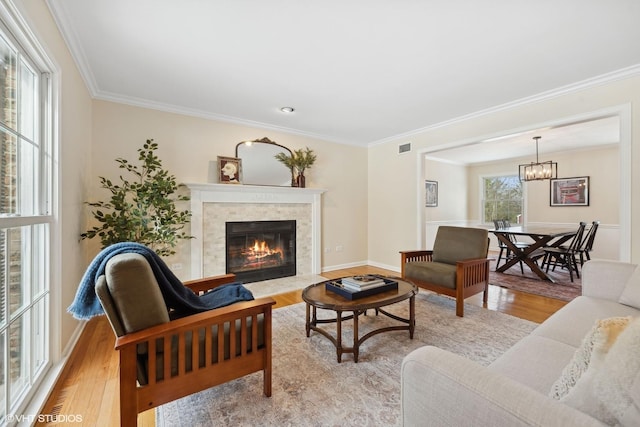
[423,158,468,222]
[466,146,619,259]
[419,158,470,247]
[368,75,640,271]
[90,101,370,277]
[469,146,619,223]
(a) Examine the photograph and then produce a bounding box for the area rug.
[156,292,537,426]
[489,258,582,302]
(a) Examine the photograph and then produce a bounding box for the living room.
[3,1,640,425]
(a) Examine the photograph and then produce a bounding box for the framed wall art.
[550,176,589,206]
[425,180,438,207]
[217,156,242,184]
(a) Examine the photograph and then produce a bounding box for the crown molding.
[47,0,101,96]
[100,63,640,149]
[92,89,365,147]
[369,64,640,147]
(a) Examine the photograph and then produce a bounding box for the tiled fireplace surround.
[186,183,325,280]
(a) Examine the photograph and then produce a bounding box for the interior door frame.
[416,103,632,262]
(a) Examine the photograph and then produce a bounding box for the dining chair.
[494,220,529,274]
[501,221,528,247]
[541,222,587,282]
[493,220,510,270]
[577,220,600,266]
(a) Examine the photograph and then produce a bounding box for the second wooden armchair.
[400,226,490,317]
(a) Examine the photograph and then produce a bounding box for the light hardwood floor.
[37,265,567,426]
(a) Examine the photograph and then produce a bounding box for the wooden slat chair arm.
[456,258,491,289]
[456,257,491,269]
[182,273,238,294]
[400,250,434,260]
[114,297,274,350]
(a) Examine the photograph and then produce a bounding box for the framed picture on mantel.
[550,176,589,206]
[217,156,242,184]
[425,180,438,207]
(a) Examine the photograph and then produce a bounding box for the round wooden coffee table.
[301,277,418,362]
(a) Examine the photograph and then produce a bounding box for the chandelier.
[518,136,557,182]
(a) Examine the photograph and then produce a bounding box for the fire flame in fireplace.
[246,240,283,260]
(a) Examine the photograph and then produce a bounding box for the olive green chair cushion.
[97,253,170,338]
[432,226,489,265]
[405,261,457,289]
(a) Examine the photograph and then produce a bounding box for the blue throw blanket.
[68,242,254,320]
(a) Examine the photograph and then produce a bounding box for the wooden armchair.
[400,226,490,317]
[95,253,275,426]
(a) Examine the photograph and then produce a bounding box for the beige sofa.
[401,260,640,426]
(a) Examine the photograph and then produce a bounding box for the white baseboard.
[321,260,400,274]
[321,260,368,272]
[61,320,87,358]
[366,260,401,273]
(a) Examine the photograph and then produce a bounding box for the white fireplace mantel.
[185,183,326,279]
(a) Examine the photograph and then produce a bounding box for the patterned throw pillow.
[549,316,634,424]
[549,316,632,400]
[594,317,640,426]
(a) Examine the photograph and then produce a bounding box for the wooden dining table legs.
[493,232,574,282]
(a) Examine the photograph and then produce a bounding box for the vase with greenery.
[275,147,317,188]
[81,139,192,256]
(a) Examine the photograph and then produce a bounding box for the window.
[0,13,53,421]
[482,175,523,224]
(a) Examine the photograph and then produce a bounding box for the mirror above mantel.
[235,137,293,186]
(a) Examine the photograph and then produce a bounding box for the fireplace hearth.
[225,220,296,283]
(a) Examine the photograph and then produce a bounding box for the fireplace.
[225,220,296,283]
[186,183,325,280]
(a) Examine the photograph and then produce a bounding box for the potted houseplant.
[275,147,317,188]
[80,139,192,256]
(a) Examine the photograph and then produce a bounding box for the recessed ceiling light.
[280,107,295,113]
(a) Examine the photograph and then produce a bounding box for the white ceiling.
[47,0,640,148]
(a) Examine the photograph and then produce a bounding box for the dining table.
[490,225,578,282]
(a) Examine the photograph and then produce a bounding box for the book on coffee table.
[341,275,385,289]
[326,278,398,300]
[340,281,386,292]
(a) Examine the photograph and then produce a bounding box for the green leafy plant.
[290,147,317,175]
[274,151,295,170]
[275,147,317,175]
[81,139,192,256]
[274,151,296,186]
